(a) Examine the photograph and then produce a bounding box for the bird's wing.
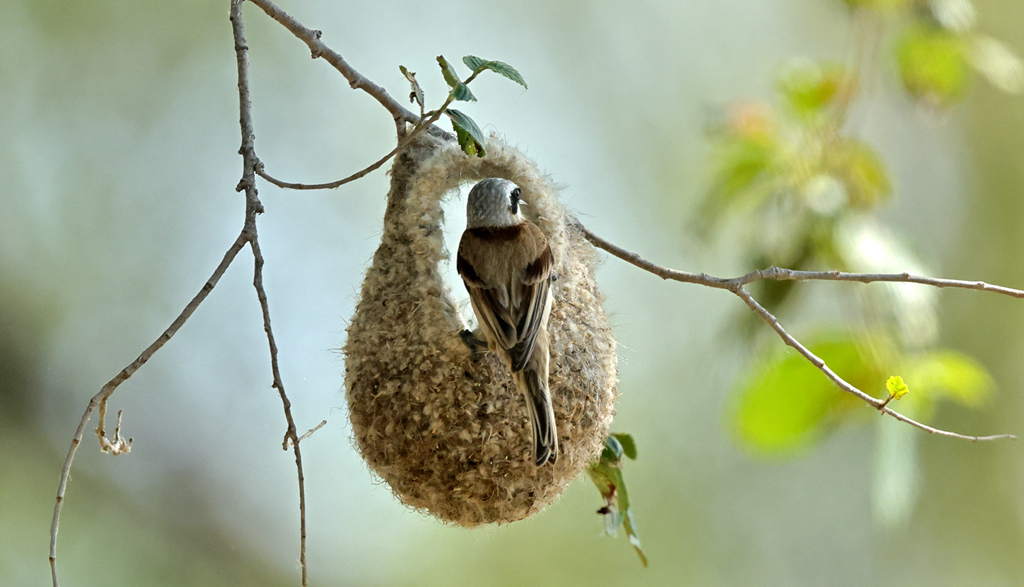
[507,242,552,372]
[457,234,518,349]
[468,285,518,349]
[457,224,553,367]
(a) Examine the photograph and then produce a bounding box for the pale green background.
[2,0,1023,585]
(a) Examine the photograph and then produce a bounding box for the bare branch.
[572,219,1024,300]
[50,3,323,585]
[95,406,132,455]
[49,232,249,587]
[736,266,1024,298]
[232,1,310,584]
[735,287,1016,441]
[570,219,723,287]
[249,235,310,584]
[256,146,400,190]
[246,0,419,132]
[255,104,454,191]
[240,0,468,192]
[571,218,1017,442]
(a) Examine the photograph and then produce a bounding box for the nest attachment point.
[343,136,618,526]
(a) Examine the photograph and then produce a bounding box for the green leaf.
[398,65,425,111]
[621,507,648,568]
[602,435,624,461]
[436,55,461,87]
[732,335,881,454]
[896,23,969,107]
[462,55,488,72]
[702,130,778,225]
[829,139,891,208]
[446,108,486,157]
[452,82,476,102]
[886,375,909,400]
[612,433,638,460]
[436,54,477,101]
[778,61,847,118]
[463,55,528,88]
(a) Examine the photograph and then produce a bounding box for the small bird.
[457,178,558,466]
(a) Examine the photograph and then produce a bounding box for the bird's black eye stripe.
[511,187,521,200]
[509,187,522,214]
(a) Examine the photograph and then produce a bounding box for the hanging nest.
[343,135,618,526]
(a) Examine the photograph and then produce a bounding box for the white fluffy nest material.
[343,135,618,526]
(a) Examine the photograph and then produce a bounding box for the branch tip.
[575,219,1018,444]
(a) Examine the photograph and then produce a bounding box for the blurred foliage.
[700,60,891,315]
[587,433,647,567]
[897,22,970,107]
[0,282,57,425]
[698,0,1018,524]
[732,335,880,454]
[731,334,992,454]
[850,0,1024,107]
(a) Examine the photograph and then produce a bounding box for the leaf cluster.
[399,55,527,158]
[587,433,648,567]
[698,0,1013,485]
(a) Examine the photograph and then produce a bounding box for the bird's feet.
[458,329,486,359]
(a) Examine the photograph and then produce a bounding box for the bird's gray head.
[465,178,524,229]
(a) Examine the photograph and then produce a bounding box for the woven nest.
[343,135,618,526]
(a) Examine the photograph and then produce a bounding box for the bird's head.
[466,178,525,229]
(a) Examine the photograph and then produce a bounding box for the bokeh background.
[3,0,1024,585]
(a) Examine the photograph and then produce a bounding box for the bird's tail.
[513,366,558,466]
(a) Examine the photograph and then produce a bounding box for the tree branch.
[49,232,248,587]
[570,218,1017,442]
[231,2,311,585]
[735,266,1024,298]
[49,3,321,585]
[246,0,419,133]
[255,95,454,191]
[256,146,400,190]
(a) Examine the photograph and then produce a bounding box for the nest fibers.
[343,135,618,526]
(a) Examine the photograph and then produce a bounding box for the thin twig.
[232,1,310,584]
[254,70,466,191]
[49,232,249,587]
[49,2,327,585]
[256,146,400,190]
[571,219,1016,442]
[250,235,310,583]
[288,420,328,447]
[735,288,1015,441]
[572,218,1024,299]
[735,267,1024,298]
[246,0,467,191]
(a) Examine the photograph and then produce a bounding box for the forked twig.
[49,232,248,587]
[232,1,312,584]
[49,3,320,586]
[571,219,1016,442]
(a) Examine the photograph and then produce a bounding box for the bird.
[456,177,558,466]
